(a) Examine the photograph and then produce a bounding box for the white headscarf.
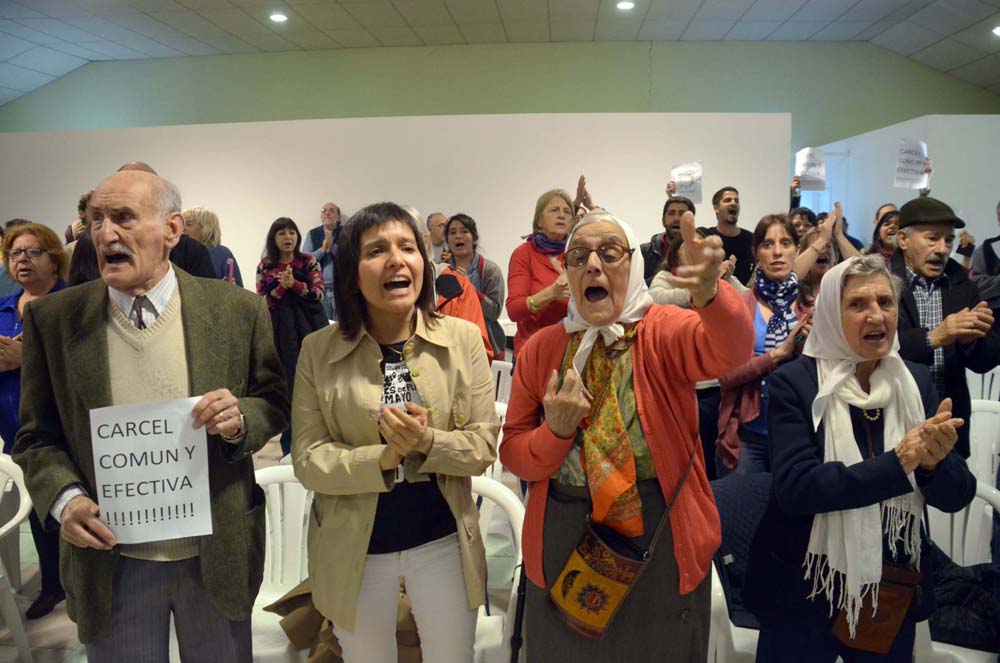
[562,212,654,376]
[802,256,925,637]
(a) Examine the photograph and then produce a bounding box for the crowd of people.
[0,159,998,663]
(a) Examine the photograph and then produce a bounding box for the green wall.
[1,41,997,149]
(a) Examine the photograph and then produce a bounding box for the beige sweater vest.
[106,290,200,561]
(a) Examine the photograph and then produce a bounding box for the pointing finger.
[679,211,698,245]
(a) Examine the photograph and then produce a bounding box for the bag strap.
[642,438,699,559]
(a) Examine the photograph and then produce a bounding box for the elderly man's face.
[897,224,954,280]
[841,273,897,361]
[566,220,631,328]
[88,171,181,296]
[321,203,341,228]
[427,214,447,245]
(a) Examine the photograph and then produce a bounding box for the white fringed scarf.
[562,213,653,377]
[801,258,926,638]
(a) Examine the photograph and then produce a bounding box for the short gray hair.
[425,212,445,229]
[153,178,182,218]
[840,255,903,303]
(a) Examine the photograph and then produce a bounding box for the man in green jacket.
[13,169,289,661]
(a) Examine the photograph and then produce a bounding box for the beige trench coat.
[292,313,498,630]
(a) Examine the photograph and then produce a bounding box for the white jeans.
[333,533,477,663]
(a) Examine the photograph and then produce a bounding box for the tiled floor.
[0,437,520,662]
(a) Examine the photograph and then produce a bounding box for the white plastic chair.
[917,481,1000,662]
[253,465,312,663]
[491,360,513,404]
[0,455,34,663]
[967,367,1000,402]
[255,464,313,604]
[968,400,1000,486]
[708,564,756,662]
[471,476,524,663]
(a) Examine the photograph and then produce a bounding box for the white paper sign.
[90,397,212,544]
[894,138,929,189]
[794,147,826,191]
[670,161,703,204]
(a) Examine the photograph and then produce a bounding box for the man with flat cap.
[891,196,1000,458]
[14,168,289,661]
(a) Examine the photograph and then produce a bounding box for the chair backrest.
[967,367,1000,402]
[928,480,1000,567]
[0,455,30,542]
[491,360,513,404]
[969,399,1000,486]
[254,464,313,596]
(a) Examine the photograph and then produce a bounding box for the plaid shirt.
[905,266,948,395]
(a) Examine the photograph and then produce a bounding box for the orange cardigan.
[505,242,567,355]
[437,267,494,363]
[500,283,753,594]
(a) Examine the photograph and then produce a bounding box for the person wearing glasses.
[303,202,343,320]
[0,223,67,619]
[501,209,752,662]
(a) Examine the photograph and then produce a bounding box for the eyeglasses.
[565,244,634,269]
[6,248,46,261]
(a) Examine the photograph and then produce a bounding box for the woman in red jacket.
[500,209,753,662]
[505,189,575,355]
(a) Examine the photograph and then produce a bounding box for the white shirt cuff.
[51,485,87,523]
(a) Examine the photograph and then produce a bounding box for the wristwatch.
[221,413,247,442]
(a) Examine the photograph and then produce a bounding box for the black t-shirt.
[367,341,456,554]
[701,226,754,285]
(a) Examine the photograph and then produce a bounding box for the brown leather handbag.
[831,562,921,654]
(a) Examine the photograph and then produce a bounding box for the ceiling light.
[617,1,635,9]
[269,12,287,23]
[993,25,1000,37]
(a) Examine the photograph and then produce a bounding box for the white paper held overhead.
[794,147,826,191]
[894,138,929,190]
[670,161,703,204]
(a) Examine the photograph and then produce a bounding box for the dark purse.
[832,562,922,654]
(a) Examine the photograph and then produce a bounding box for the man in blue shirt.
[302,202,341,320]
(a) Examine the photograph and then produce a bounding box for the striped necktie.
[131,295,148,330]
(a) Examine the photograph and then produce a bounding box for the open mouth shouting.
[384,274,412,295]
[101,243,133,267]
[584,285,609,303]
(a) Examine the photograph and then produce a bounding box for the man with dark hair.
[14,169,288,659]
[303,202,341,320]
[640,182,696,285]
[891,196,1000,458]
[700,186,754,284]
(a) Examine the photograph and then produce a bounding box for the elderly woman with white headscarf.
[500,210,753,661]
[744,255,975,662]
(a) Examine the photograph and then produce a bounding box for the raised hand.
[663,211,723,307]
[574,175,594,211]
[666,180,677,196]
[542,369,591,439]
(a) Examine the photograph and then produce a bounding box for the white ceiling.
[2,0,1000,108]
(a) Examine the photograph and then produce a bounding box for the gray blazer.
[13,269,289,642]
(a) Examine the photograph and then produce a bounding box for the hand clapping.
[663,211,723,307]
[277,265,295,289]
[896,398,963,473]
[379,402,433,458]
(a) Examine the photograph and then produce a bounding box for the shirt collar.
[326,311,458,364]
[108,266,177,320]
[904,265,947,289]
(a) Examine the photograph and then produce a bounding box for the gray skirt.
[525,479,710,663]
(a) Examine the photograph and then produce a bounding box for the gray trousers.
[85,556,252,663]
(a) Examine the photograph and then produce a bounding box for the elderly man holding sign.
[13,168,289,661]
[501,209,752,662]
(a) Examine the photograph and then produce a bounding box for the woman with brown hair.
[292,202,497,663]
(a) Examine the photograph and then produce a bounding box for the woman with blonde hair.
[505,189,575,356]
[182,206,243,286]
